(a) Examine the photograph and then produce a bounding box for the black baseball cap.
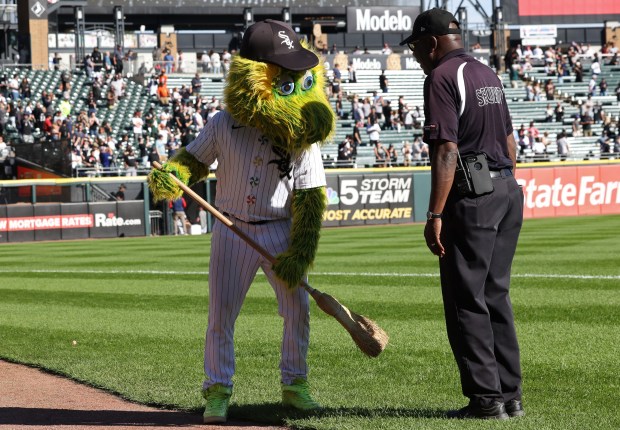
[240,19,319,71]
[399,8,461,46]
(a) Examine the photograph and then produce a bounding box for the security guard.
[401,9,524,419]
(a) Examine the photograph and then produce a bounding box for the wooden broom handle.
[153,161,277,266]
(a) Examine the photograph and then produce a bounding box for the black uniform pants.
[439,172,523,405]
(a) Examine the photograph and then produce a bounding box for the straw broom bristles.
[303,282,389,357]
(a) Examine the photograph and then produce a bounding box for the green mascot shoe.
[281,378,321,411]
[202,383,232,424]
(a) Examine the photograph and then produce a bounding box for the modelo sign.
[347,7,418,33]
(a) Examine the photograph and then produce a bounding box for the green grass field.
[1,215,619,429]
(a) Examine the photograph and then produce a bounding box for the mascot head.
[224,19,335,154]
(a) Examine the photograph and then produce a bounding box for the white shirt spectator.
[132,115,144,136]
[210,51,221,74]
[533,46,543,59]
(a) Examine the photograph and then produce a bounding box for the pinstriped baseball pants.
[203,218,310,390]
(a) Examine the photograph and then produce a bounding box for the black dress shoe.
[505,399,525,417]
[447,400,509,420]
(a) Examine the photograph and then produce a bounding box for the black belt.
[489,168,513,178]
[222,212,271,225]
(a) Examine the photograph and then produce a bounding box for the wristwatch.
[426,211,443,221]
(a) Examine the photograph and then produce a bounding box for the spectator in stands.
[337,135,354,165]
[613,135,620,155]
[404,107,416,130]
[351,46,363,55]
[599,78,608,96]
[366,117,381,146]
[352,121,364,147]
[544,79,555,101]
[532,46,543,59]
[155,132,168,162]
[379,70,389,93]
[59,93,72,119]
[556,130,570,160]
[554,102,564,123]
[131,110,144,137]
[373,141,389,168]
[157,82,170,106]
[517,124,529,153]
[532,82,542,101]
[598,132,611,159]
[382,100,393,130]
[110,73,126,99]
[331,63,342,95]
[581,111,594,137]
[124,146,138,176]
[347,61,357,83]
[545,104,553,123]
[334,93,344,119]
[381,43,393,55]
[163,49,174,74]
[191,73,202,96]
[170,196,190,235]
[524,82,534,101]
[43,113,53,135]
[387,143,398,166]
[7,74,19,101]
[91,47,102,72]
[210,49,221,74]
[84,54,94,82]
[19,77,31,99]
[103,51,113,73]
[113,44,124,74]
[401,141,412,166]
[52,53,61,70]
[367,105,379,126]
[361,96,371,119]
[528,121,540,141]
[590,56,601,76]
[99,144,113,174]
[106,87,117,109]
[588,75,597,97]
[407,137,422,164]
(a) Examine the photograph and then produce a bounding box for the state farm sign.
[347,7,418,33]
[516,164,620,218]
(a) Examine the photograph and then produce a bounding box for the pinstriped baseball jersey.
[186,110,326,222]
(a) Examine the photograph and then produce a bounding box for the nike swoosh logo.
[231,124,245,129]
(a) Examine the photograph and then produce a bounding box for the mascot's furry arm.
[147,148,210,202]
[272,186,327,289]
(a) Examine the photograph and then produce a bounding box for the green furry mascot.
[148,20,334,423]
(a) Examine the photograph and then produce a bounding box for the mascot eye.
[276,73,295,96]
[279,81,295,95]
[301,71,314,90]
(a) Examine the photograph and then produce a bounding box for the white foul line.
[0,269,618,280]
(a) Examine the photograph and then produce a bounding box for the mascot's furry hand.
[273,187,327,289]
[147,148,211,202]
[147,161,190,202]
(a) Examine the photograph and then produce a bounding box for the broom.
[152,162,389,357]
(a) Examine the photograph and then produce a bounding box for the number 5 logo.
[339,179,359,205]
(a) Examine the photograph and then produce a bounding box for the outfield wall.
[0,161,618,242]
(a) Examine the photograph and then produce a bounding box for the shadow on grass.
[230,402,447,423]
[0,407,205,427]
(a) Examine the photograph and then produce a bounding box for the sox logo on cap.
[278,31,294,49]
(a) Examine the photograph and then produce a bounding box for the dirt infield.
[0,360,285,430]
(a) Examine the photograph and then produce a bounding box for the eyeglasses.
[407,35,435,53]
